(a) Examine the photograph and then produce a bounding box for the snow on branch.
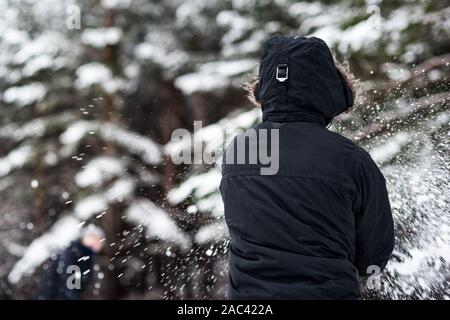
[12,31,70,65]
[308,4,425,55]
[195,221,228,245]
[60,120,162,165]
[135,42,188,71]
[126,198,192,252]
[0,144,34,178]
[75,62,123,93]
[101,124,162,164]
[75,178,135,221]
[74,195,108,220]
[105,178,135,202]
[6,31,73,80]
[175,59,256,95]
[74,178,135,220]
[195,192,224,218]
[165,108,260,217]
[75,156,125,188]
[75,62,112,88]
[0,111,78,142]
[164,108,260,158]
[216,11,263,57]
[167,168,223,217]
[3,83,46,107]
[81,27,123,48]
[167,169,221,205]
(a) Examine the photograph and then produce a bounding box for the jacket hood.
[257,36,353,125]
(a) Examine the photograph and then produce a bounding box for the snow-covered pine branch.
[60,120,162,165]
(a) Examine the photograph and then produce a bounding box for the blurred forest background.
[0,0,449,299]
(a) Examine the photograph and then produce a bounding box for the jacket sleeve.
[352,147,395,277]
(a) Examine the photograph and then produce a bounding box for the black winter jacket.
[220,36,395,299]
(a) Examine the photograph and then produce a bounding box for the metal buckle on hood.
[276,64,288,82]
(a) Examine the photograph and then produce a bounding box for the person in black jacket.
[36,224,105,300]
[220,35,395,299]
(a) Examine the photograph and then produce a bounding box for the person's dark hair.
[243,53,360,108]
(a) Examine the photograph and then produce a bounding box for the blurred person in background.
[221,35,395,299]
[36,224,105,300]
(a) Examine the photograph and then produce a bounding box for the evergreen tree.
[0,0,448,299]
